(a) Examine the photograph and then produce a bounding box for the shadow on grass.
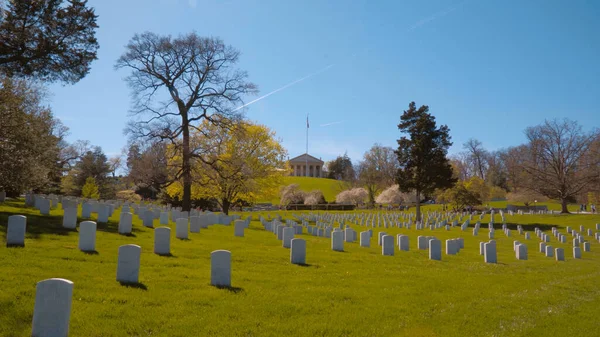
[212,285,244,293]
[482,222,556,231]
[119,232,137,237]
[157,253,176,258]
[82,250,99,255]
[294,263,313,267]
[0,201,143,238]
[178,238,191,241]
[6,244,25,248]
[119,282,148,290]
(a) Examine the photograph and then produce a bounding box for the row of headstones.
[262,220,307,264]
[27,248,233,337]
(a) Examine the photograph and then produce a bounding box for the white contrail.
[408,0,469,31]
[233,64,334,112]
[320,121,344,127]
[234,1,467,111]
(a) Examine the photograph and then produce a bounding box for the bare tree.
[115,32,257,211]
[358,144,398,205]
[108,155,122,177]
[522,119,600,213]
[463,138,488,180]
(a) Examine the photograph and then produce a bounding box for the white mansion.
[288,154,324,178]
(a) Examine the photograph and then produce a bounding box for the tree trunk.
[415,190,421,222]
[181,118,192,212]
[560,198,569,214]
[222,199,230,215]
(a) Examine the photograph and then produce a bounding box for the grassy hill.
[258,176,347,205]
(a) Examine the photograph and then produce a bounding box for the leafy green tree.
[437,182,481,212]
[0,0,99,84]
[81,177,100,199]
[395,102,456,221]
[326,153,355,181]
[0,77,63,196]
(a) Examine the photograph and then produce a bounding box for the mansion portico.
[288,154,324,178]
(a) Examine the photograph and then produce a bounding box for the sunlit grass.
[1,199,600,336]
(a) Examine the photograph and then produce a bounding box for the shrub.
[116,190,142,203]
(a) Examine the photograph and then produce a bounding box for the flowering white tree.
[304,190,325,205]
[375,185,403,204]
[280,184,305,205]
[336,188,368,205]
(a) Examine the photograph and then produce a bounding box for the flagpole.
[305,114,309,177]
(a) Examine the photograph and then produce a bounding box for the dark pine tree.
[395,102,456,221]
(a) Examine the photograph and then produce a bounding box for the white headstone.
[190,216,201,233]
[583,241,590,252]
[160,212,169,225]
[96,204,109,223]
[39,198,50,215]
[332,230,344,252]
[484,242,497,263]
[290,238,306,265]
[78,221,97,252]
[429,239,441,261]
[398,235,409,251]
[6,215,26,247]
[573,246,582,259]
[117,244,141,283]
[555,248,565,261]
[382,235,394,256]
[446,239,457,255]
[154,227,171,255]
[516,244,527,260]
[417,236,428,250]
[81,203,92,218]
[176,218,188,239]
[211,250,231,287]
[118,212,132,235]
[282,227,294,248]
[142,210,154,228]
[360,231,370,247]
[31,278,73,337]
[378,232,387,246]
[62,208,77,229]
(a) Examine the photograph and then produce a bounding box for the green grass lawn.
[258,176,346,204]
[1,199,600,336]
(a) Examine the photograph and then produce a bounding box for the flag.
[307,115,309,128]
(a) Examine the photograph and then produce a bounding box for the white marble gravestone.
[484,242,497,263]
[282,227,294,248]
[360,231,370,247]
[446,239,457,255]
[429,239,441,261]
[331,230,344,252]
[142,210,154,228]
[154,227,171,255]
[176,218,188,239]
[190,216,201,233]
[555,248,565,261]
[573,246,582,259]
[78,221,96,252]
[6,215,26,247]
[117,244,141,283]
[211,250,231,287]
[516,244,527,260]
[118,212,132,235]
[382,235,394,256]
[31,278,73,337]
[417,236,429,250]
[398,235,409,251]
[291,238,306,264]
[97,204,109,223]
[583,241,590,252]
[81,203,92,218]
[160,212,169,225]
[62,207,77,229]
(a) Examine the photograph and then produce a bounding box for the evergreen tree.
[395,102,456,221]
[81,177,100,199]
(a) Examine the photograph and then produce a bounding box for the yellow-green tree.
[81,177,100,199]
[166,120,287,214]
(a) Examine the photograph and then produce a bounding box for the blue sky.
[49,0,600,164]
